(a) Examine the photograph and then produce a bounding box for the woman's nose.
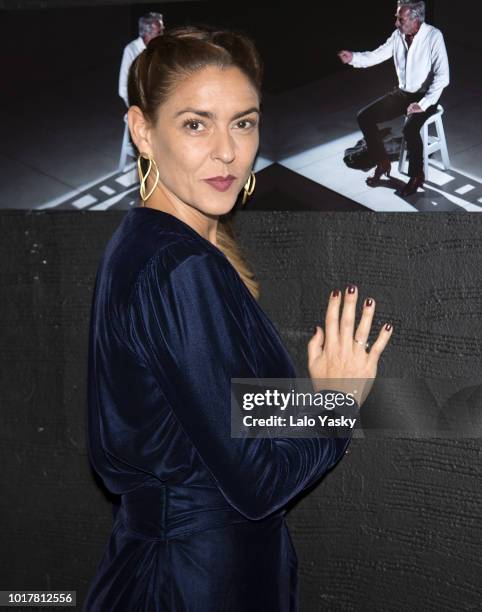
[212,130,236,163]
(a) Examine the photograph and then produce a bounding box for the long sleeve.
[125,242,355,521]
[118,45,132,107]
[418,30,450,111]
[349,31,395,68]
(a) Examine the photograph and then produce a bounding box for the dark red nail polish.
[385,323,392,331]
[332,288,340,297]
[347,284,356,294]
[365,298,373,307]
[313,326,318,335]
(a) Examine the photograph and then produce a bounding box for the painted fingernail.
[332,288,340,297]
[347,284,356,294]
[313,326,318,335]
[385,323,392,331]
[365,298,373,307]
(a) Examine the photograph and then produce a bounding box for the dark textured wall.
[0,210,480,611]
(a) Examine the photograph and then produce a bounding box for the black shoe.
[366,158,391,187]
[397,172,425,197]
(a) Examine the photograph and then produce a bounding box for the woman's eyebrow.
[174,107,260,119]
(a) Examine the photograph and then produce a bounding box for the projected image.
[2,1,481,212]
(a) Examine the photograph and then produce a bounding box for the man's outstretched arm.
[338,32,395,68]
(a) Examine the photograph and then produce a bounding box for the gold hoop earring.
[242,171,256,206]
[137,152,160,204]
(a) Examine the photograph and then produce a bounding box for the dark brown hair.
[128,25,263,299]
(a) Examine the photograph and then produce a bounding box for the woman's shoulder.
[103,208,232,300]
[125,226,239,312]
[136,237,235,296]
[124,208,228,267]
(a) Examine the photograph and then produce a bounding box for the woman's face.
[134,64,260,217]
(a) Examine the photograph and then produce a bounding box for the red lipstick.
[203,175,236,192]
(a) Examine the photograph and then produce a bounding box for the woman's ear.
[127,106,152,155]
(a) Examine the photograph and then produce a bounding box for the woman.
[83,26,392,611]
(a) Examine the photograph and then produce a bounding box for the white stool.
[118,112,136,173]
[398,104,450,178]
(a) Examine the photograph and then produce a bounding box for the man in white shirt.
[338,1,449,196]
[118,12,165,107]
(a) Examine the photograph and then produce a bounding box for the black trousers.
[357,87,438,177]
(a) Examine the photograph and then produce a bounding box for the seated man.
[338,0,449,196]
[118,12,165,108]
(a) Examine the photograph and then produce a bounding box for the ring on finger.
[354,337,369,350]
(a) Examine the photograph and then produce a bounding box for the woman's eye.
[236,119,257,129]
[184,120,206,132]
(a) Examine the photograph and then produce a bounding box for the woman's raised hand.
[307,285,393,406]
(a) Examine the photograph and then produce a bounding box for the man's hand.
[338,50,353,64]
[407,103,423,114]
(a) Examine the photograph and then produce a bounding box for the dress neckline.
[129,206,227,261]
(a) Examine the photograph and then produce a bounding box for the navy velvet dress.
[83,207,354,612]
